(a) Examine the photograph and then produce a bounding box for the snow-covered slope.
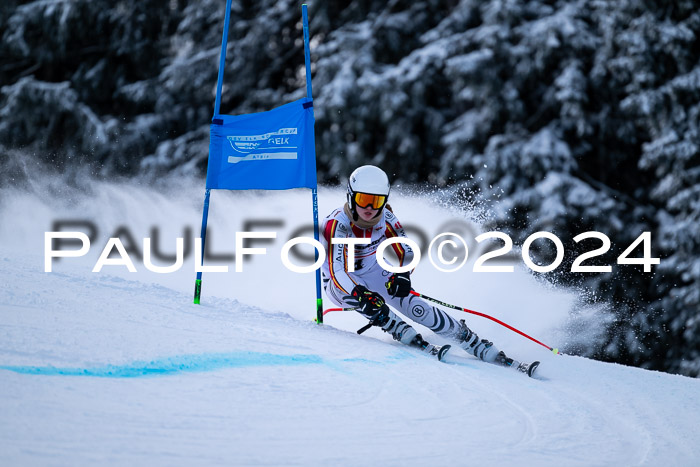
[1,178,698,466]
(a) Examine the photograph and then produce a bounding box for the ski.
[511,359,540,378]
[411,333,451,362]
[495,350,540,377]
[326,314,528,370]
[428,344,451,362]
[441,349,542,377]
[438,345,451,361]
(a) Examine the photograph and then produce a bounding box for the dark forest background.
[1,0,698,376]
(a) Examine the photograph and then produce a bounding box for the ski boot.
[378,308,451,361]
[495,351,540,377]
[457,319,501,363]
[409,334,452,361]
[352,286,450,361]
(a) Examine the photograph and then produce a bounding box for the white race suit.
[321,205,467,341]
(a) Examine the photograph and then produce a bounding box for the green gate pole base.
[194,279,202,304]
[315,298,323,324]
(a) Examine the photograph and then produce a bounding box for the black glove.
[385,271,411,298]
[351,285,387,320]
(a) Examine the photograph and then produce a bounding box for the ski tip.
[438,344,452,362]
[528,361,541,377]
[551,348,560,355]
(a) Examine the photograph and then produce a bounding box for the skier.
[321,165,534,373]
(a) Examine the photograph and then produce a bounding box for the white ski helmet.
[347,165,390,217]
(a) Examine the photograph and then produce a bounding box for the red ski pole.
[410,290,560,355]
[322,307,352,316]
[314,306,353,323]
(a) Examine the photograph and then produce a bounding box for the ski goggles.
[353,192,387,210]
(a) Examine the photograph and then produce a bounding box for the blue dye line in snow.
[0,351,407,378]
[0,352,324,378]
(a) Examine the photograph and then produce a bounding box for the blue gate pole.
[194,0,233,304]
[302,4,323,324]
[194,189,211,304]
[214,0,233,117]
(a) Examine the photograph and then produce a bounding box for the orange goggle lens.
[354,192,387,209]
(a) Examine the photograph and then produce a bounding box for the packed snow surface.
[1,179,698,466]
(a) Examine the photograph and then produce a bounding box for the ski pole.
[410,291,560,355]
[314,307,352,323]
[321,307,352,316]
